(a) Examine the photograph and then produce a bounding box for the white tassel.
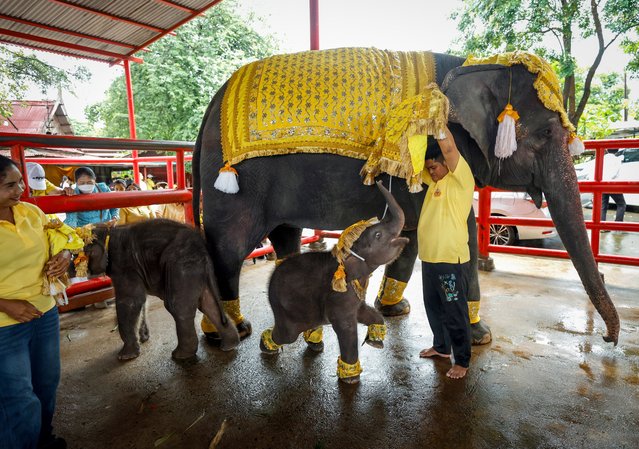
[568,132,585,156]
[214,162,239,194]
[495,104,519,159]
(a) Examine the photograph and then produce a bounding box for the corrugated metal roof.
[0,0,224,65]
[0,100,74,135]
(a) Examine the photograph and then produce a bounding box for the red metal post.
[309,0,319,50]
[166,161,174,188]
[477,188,492,258]
[124,60,140,185]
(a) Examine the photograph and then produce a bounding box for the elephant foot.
[259,328,282,354]
[364,337,384,349]
[374,297,410,317]
[205,320,253,344]
[118,345,140,361]
[172,348,198,362]
[339,375,360,384]
[305,340,324,353]
[471,320,492,345]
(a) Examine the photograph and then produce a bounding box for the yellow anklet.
[377,276,407,306]
[303,326,324,343]
[261,328,282,351]
[336,356,362,379]
[366,323,387,342]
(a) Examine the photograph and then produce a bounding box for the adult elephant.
[192,49,619,346]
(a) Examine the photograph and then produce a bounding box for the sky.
[19,0,639,122]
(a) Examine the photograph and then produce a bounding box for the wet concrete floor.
[55,252,639,449]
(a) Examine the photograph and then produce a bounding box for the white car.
[472,192,557,246]
[575,148,639,207]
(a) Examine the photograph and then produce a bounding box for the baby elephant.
[261,182,409,383]
[84,219,239,361]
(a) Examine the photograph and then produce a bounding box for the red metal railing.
[477,138,639,267]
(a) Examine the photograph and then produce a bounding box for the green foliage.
[0,46,90,118]
[87,0,278,141]
[576,71,634,138]
[452,0,639,125]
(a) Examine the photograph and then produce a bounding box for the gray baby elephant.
[84,219,240,361]
[260,182,409,383]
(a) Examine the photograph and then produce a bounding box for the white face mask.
[78,184,95,194]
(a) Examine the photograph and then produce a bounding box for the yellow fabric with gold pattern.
[366,323,387,342]
[337,356,362,379]
[260,328,282,351]
[377,276,408,306]
[221,48,445,190]
[303,326,324,344]
[462,52,575,133]
[200,298,244,333]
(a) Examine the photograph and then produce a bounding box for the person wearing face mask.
[63,167,119,228]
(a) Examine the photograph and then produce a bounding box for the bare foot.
[419,347,451,359]
[446,365,468,379]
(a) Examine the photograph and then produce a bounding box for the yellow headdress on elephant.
[463,51,584,157]
[331,217,379,293]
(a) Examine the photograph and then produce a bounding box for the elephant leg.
[268,225,303,263]
[467,208,492,345]
[332,318,362,384]
[259,319,299,354]
[168,307,199,361]
[200,222,264,342]
[113,279,147,361]
[375,228,417,316]
[357,304,386,349]
[303,326,324,353]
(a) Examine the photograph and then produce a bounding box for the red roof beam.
[0,37,120,64]
[154,0,197,14]
[0,27,143,63]
[0,13,137,50]
[122,0,223,61]
[48,0,166,34]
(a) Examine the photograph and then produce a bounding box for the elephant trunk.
[542,148,619,344]
[376,181,405,237]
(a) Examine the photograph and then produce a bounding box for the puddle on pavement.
[578,362,594,380]
[512,350,532,360]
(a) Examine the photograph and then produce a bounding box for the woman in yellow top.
[117,182,156,225]
[0,155,70,449]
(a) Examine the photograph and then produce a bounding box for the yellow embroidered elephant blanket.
[220,48,448,191]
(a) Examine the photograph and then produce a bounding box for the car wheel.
[489,220,517,246]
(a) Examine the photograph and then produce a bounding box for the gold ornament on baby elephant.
[42,218,84,306]
[337,356,363,379]
[331,218,379,292]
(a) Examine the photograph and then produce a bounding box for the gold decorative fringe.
[261,328,282,351]
[336,356,362,379]
[468,300,481,325]
[366,324,387,342]
[303,326,324,344]
[331,218,379,293]
[377,276,408,306]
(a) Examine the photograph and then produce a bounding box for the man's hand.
[0,298,43,323]
[45,250,72,278]
[61,187,75,196]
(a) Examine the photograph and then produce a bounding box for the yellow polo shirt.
[0,202,55,327]
[417,155,475,264]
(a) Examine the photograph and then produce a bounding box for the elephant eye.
[375,231,382,239]
[540,127,553,138]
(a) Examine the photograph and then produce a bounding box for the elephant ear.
[441,64,508,174]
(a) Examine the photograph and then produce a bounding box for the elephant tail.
[204,253,229,327]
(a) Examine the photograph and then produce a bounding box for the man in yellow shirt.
[417,125,474,379]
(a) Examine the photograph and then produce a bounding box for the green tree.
[577,71,633,138]
[0,46,90,118]
[88,0,278,141]
[452,0,639,126]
